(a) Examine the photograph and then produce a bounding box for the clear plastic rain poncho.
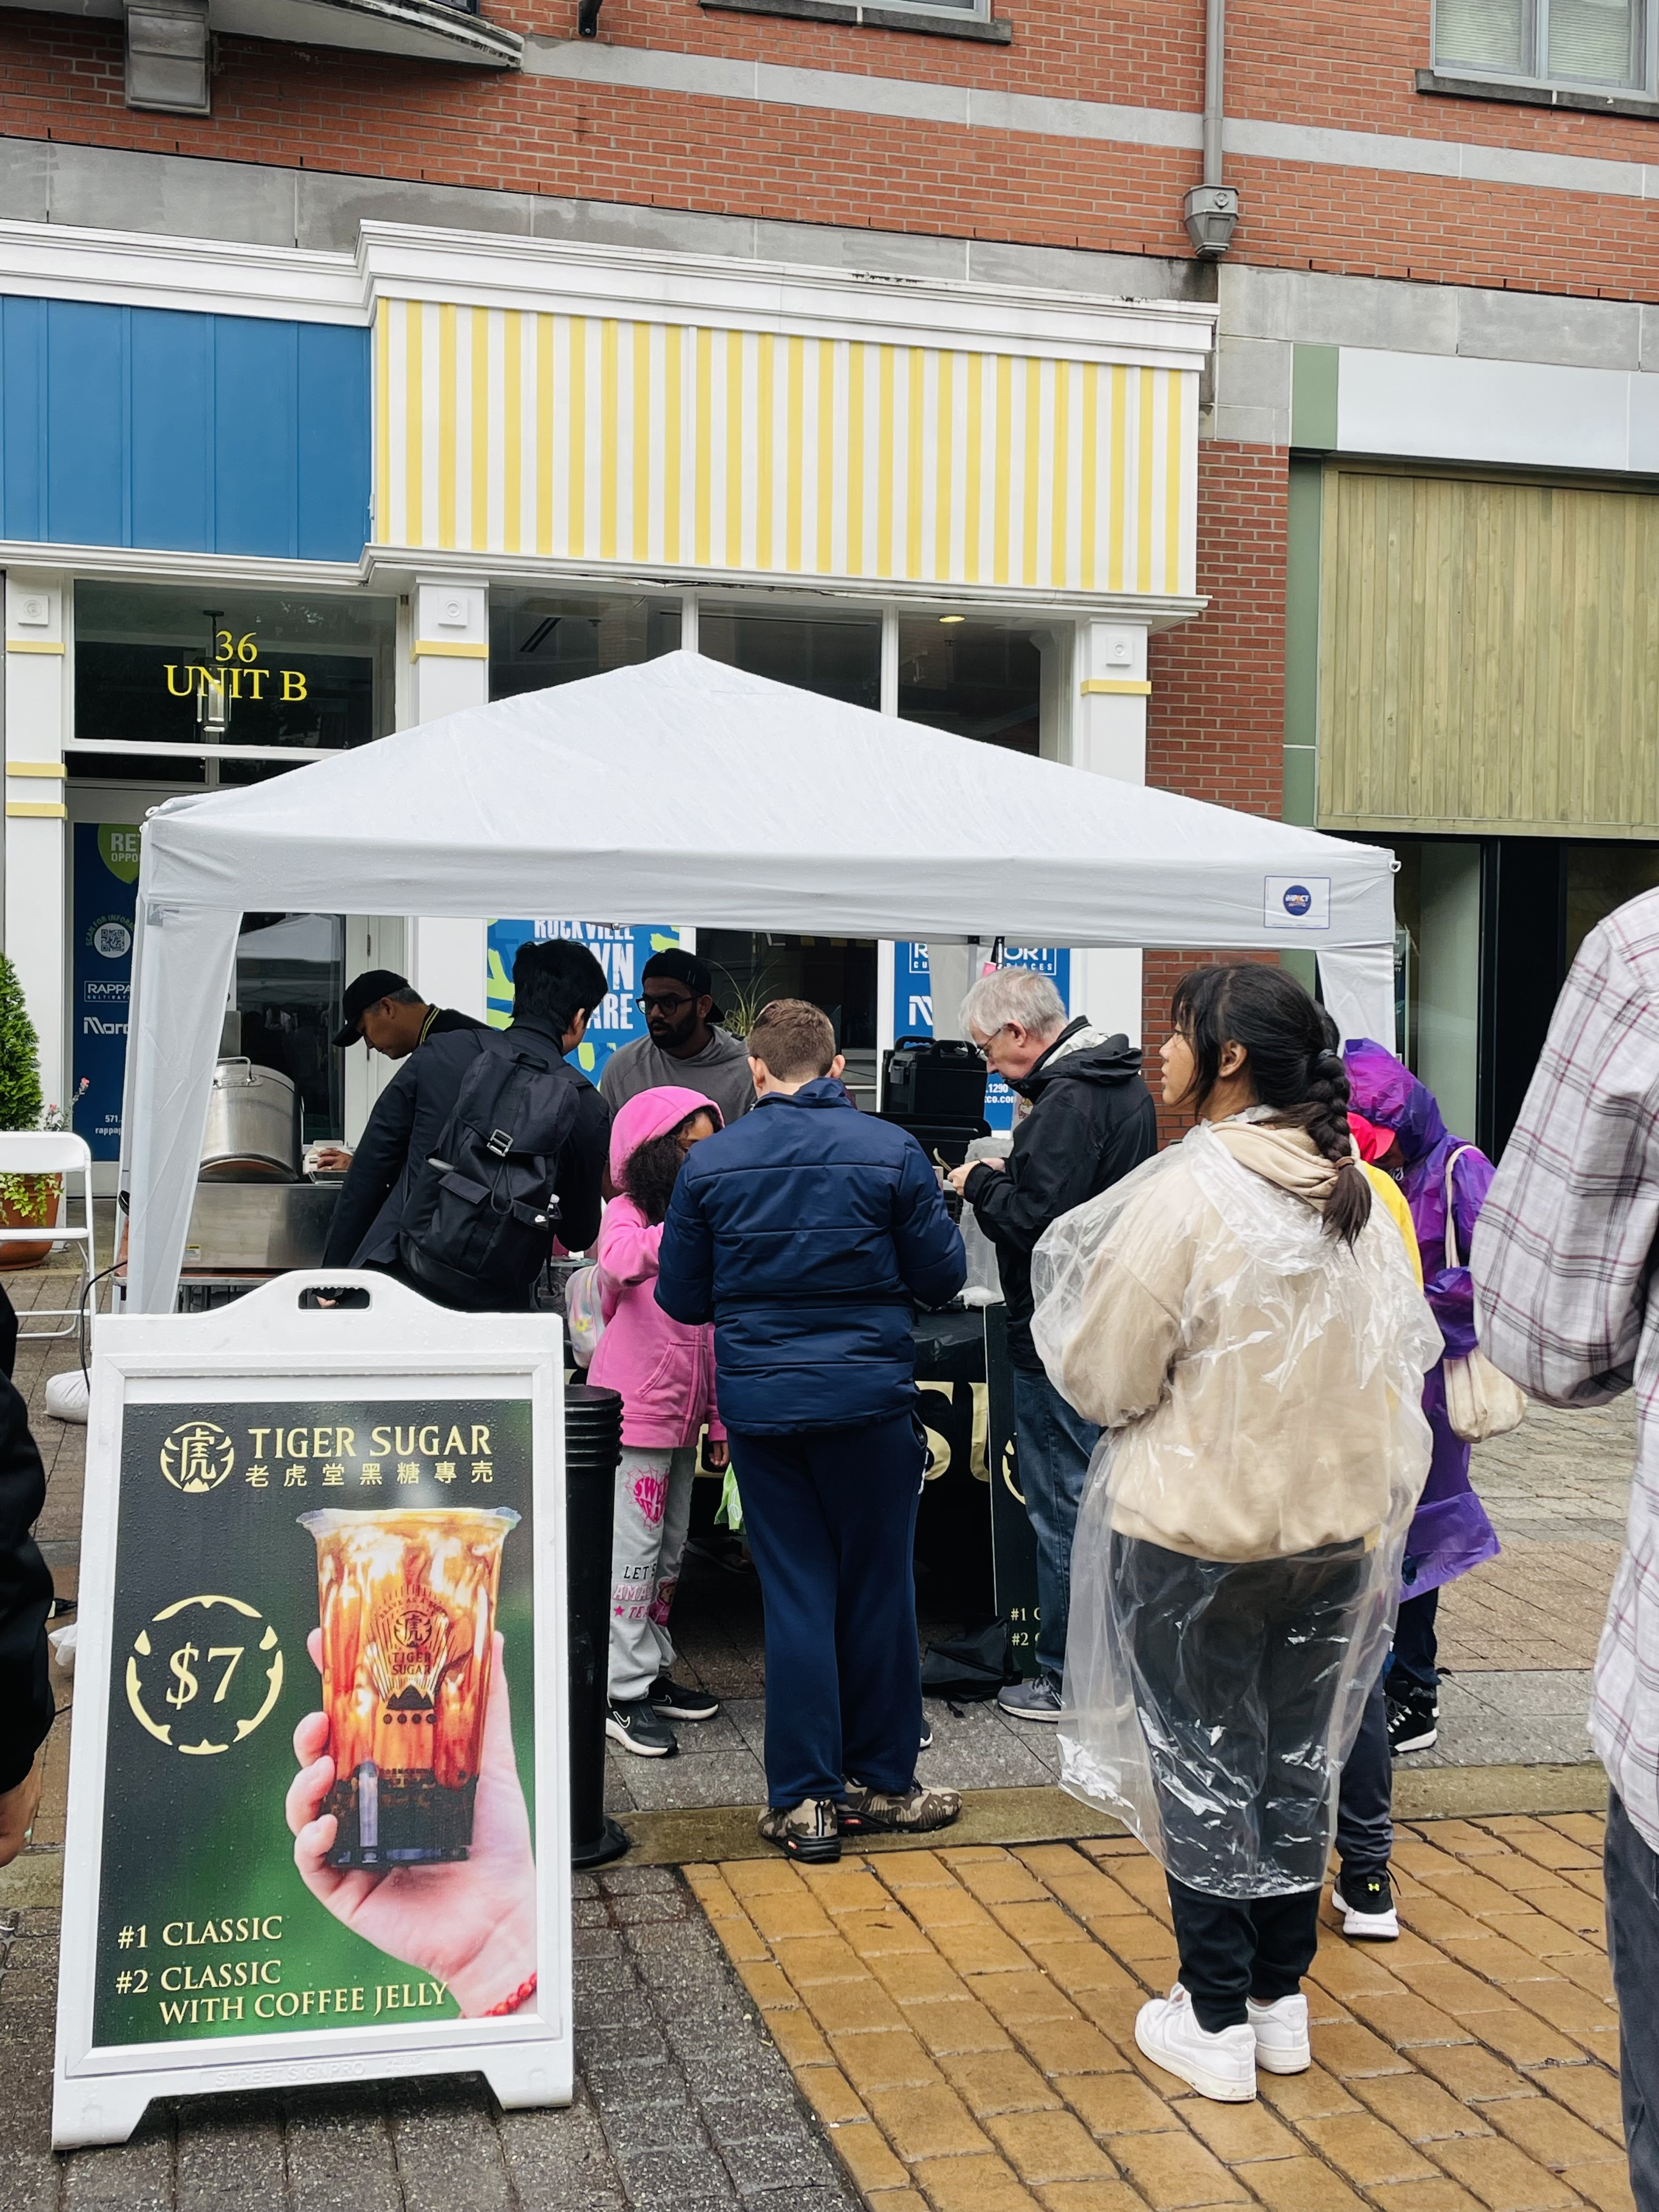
[1030,1118,1440,1898]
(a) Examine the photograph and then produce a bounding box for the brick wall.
[4,4,1659,295]
[1142,438,1287,1139]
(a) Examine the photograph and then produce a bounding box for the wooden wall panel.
[1318,465,1659,837]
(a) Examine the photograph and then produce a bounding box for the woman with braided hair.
[1030,963,1438,2104]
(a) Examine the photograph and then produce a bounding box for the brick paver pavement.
[3,1861,860,2212]
[696,1816,1632,2212]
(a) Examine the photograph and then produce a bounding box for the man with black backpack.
[323,939,610,1310]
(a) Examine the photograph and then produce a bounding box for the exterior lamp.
[198,610,232,740]
[1183,185,1239,258]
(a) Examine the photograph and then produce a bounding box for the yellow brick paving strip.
[688,1814,1632,2212]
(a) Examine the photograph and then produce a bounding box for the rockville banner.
[53,1274,570,2148]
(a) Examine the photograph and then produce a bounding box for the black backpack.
[398,1037,581,1309]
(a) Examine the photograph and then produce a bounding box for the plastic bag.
[1030,1120,1438,1897]
[957,1136,1008,1308]
[562,1262,605,1369]
[45,1369,89,1424]
[1439,1147,1526,1442]
[715,1464,744,1532]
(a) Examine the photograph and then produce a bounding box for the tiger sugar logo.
[367,1591,453,1722]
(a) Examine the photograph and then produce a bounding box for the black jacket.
[0,1371,53,1793]
[421,1007,489,1042]
[323,1015,609,1269]
[962,1021,1158,1372]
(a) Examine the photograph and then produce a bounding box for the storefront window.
[1383,838,1482,1143]
[490,591,681,699]
[698,930,879,1105]
[233,913,345,1146]
[897,617,1044,754]
[1566,844,1659,967]
[73,583,396,786]
[698,606,881,709]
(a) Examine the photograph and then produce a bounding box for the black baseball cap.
[642,947,723,1024]
[334,969,413,1048]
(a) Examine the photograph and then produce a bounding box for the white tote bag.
[1440,1146,1526,1443]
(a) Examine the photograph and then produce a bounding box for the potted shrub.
[0,956,57,1269]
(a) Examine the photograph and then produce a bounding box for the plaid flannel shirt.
[1472,888,1659,1855]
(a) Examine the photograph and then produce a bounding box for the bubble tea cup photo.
[298,1508,520,1868]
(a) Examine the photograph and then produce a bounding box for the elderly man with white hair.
[947,968,1157,1720]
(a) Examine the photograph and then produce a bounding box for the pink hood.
[607,1085,723,1187]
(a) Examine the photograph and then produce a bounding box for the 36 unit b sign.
[163,632,309,703]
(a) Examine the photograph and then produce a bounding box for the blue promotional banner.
[72,823,141,1160]
[486,921,680,1086]
[893,942,1070,1133]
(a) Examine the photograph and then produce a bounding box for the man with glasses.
[600,948,755,1130]
[945,967,1156,1723]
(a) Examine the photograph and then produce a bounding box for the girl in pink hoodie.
[591,1086,727,1758]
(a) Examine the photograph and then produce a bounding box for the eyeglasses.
[635,992,696,1013]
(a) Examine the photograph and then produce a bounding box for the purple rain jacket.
[1343,1039,1501,1600]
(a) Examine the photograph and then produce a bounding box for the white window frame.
[864,0,992,18]
[1432,0,1657,97]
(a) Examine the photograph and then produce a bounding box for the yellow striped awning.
[375,298,1197,597]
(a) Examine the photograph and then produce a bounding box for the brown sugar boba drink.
[298,1508,520,1867]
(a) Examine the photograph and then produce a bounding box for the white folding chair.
[0,1133,96,1341]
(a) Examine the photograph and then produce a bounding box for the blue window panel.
[131,308,211,554]
[46,301,125,549]
[215,315,298,557]
[0,298,46,543]
[297,323,371,561]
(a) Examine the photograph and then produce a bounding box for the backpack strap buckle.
[486,1128,513,1158]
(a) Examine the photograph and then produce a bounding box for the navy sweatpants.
[727,1412,925,1809]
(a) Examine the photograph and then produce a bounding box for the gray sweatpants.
[608,1443,697,1702]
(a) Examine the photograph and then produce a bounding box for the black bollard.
[564,1382,630,1869]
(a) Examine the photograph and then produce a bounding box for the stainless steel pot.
[199,1058,300,1182]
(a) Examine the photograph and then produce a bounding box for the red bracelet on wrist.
[483,1972,538,2017]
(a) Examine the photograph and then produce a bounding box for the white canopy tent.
[120,649,1397,1312]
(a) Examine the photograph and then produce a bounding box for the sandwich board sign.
[53,1271,571,2148]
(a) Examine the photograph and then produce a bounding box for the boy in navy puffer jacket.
[656,998,966,1862]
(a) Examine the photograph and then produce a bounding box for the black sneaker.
[606,1697,678,1757]
[1333,1867,1400,1940]
[920,1720,934,1752]
[648,1675,720,1723]
[1387,1686,1438,1756]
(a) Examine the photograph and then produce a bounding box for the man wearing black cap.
[335,969,488,1058]
[321,939,610,1291]
[312,973,487,1176]
[600,949,754,1130]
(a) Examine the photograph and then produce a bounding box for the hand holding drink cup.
[285,1507,537,2017]
[286,1629,535,2016]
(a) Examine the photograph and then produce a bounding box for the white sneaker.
[1246,1991,1311,2075]
[1134,1984,1257,2102]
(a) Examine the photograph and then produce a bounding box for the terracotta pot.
[0,1177,63,1270]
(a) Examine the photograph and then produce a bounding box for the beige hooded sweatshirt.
[1034,1116,1437,1564]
